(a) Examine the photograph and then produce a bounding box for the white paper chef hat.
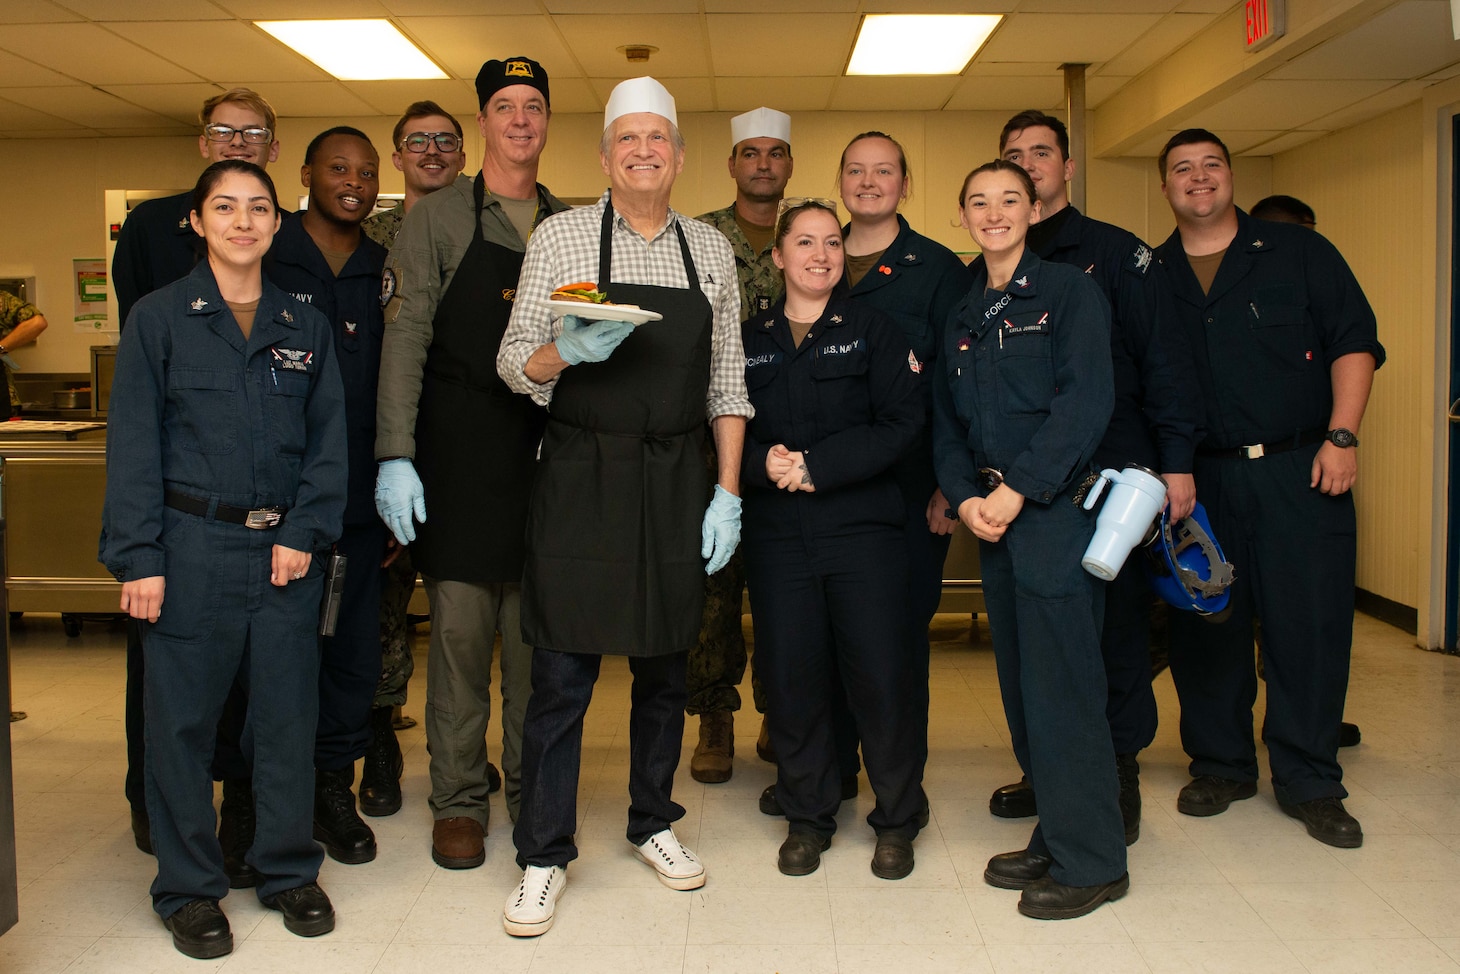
[730,107,791,147]
[604,76,677,129]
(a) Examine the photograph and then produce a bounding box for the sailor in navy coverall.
[933,161,1125,917]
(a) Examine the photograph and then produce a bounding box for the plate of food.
[545,282,663,326]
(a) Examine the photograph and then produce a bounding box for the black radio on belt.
[319,552,347,637]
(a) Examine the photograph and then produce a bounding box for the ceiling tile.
[944,75,1062,112]
[545,0,698,10]
[0,49,73,87]
[1100,12,1215,78]
[0,24,203,85]
[589,75,715,113]
[1016,0,1183,10]
[1175,0,1234,10]
[557,15,708,78]
[106,21,329,83]
[703,0,856,10]
[1303,80,1428,133]
[234,80,379,117]
[398,16,574,79]
[966,60,1062,77]
[3,85,179,127]
[95,125,197,136]
[0,94,76,129]
[979,13,1163,64]
[0,1,82,25]
[60,0,233,19]
[339,79,477,117]
[869,0,1016,11]
[1188,79,1396,133]
[211,0,392,16]
[380,0,549,12]
[100,83,230,125]
[1212,130,1290,154]
[1266,2,1460,82]
[1086,75,1128,108]
[706,14,857,77]
[714,76,836,113]
[828,76,960,112]
[540,77,601,114]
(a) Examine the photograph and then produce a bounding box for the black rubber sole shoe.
[1175,777,1257,817]
[313,824,378,865]
[1017,873,1130,920]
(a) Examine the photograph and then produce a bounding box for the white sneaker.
[503,865,566,937]
[633,828,706,890]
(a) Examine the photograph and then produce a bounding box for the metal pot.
[53,389,91,409]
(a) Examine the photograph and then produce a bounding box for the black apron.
[522,198,713,657]
[412,174,547,582]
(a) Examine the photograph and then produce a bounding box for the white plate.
[545,298,662,326]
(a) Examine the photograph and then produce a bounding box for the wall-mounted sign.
[1246,0,1285,52]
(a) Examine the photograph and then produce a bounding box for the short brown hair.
[1158,128,1230,179]
[200,88,276,133]
[958,159,1037,208]
[391,101,463,149]
[999,110,1068,160]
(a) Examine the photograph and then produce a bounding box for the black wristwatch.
[1326,428,1359,448]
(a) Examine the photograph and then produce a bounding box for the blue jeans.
[513,649,688,868]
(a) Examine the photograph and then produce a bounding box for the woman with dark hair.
[933,159,1127,920]
[101,159,348,958]
[740,198,924,879]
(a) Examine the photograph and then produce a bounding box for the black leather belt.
[1199,428,1326,461]
[164,490,287,530]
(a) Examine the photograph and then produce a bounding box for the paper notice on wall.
[74,258,115,333]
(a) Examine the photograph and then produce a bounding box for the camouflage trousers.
[686,549,765,715]
[374,547,417,709]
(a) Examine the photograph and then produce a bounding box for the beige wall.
[1269,105,1427,612]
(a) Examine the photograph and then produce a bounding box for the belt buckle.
[1239,443,1265,460]
[245,507,283,530]
[978,467,1005,492]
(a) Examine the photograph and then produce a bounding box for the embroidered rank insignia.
[830,314,842,323]
[380,268,397,308]
[190,298,207,311]
[904,253,916,261]
[1015,276,1029,288]
[344,321,358,336]
[908,350,923,374]
[271,346,314,371]
[1252,239,1264,248]
[280,309,294,323]
[178,217,190,230]
[1133,244,1153,272]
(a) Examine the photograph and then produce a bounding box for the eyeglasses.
[399,132,461,154]
[774,197,839,234]
[203,123,273,145]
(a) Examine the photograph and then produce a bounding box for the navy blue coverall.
[100,261,347,918]
[839,214,969,777]
[1154,210,1385,805]
[265,213,388,772]
[932,246,1126,887]
[1021,205,1202,757]
[741,296,925,839]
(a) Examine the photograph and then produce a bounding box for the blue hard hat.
[1144,501,1235,617]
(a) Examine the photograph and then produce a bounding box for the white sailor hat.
[731,107,791,147]
[604,76,677,129]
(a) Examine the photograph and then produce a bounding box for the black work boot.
[1115,753,1142,846]
[218,777,258,889]
[313,766,378,864]
[359,706,404,817]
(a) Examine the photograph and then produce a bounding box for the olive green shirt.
[362,202,405,250]
[375,173,568,460]
[696,202,783,322]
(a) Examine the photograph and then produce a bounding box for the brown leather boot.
[432,816,485,869]
[690,711,734,783]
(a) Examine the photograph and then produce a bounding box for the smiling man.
[264,125,388,869]
[497,75,751,937]
[373,58,569,872]
[688,106,793,783]
[1154,128,1384,849]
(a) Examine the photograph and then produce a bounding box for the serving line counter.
[0,427,980,634]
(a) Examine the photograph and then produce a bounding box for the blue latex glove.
[555,313,635,366]
[375,458,427,545]
[701,484,742,575]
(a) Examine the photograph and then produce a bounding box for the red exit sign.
[1246,0,1286,51]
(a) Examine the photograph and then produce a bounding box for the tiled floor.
[4,609,1460,972]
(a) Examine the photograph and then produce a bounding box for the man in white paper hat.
[686,106,793,784]
[498,75,751,937]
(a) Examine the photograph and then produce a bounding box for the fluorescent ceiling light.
[846,14,1002,76]
[256,19,446,81]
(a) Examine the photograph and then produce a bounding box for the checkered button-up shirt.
[498,190,752,420]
